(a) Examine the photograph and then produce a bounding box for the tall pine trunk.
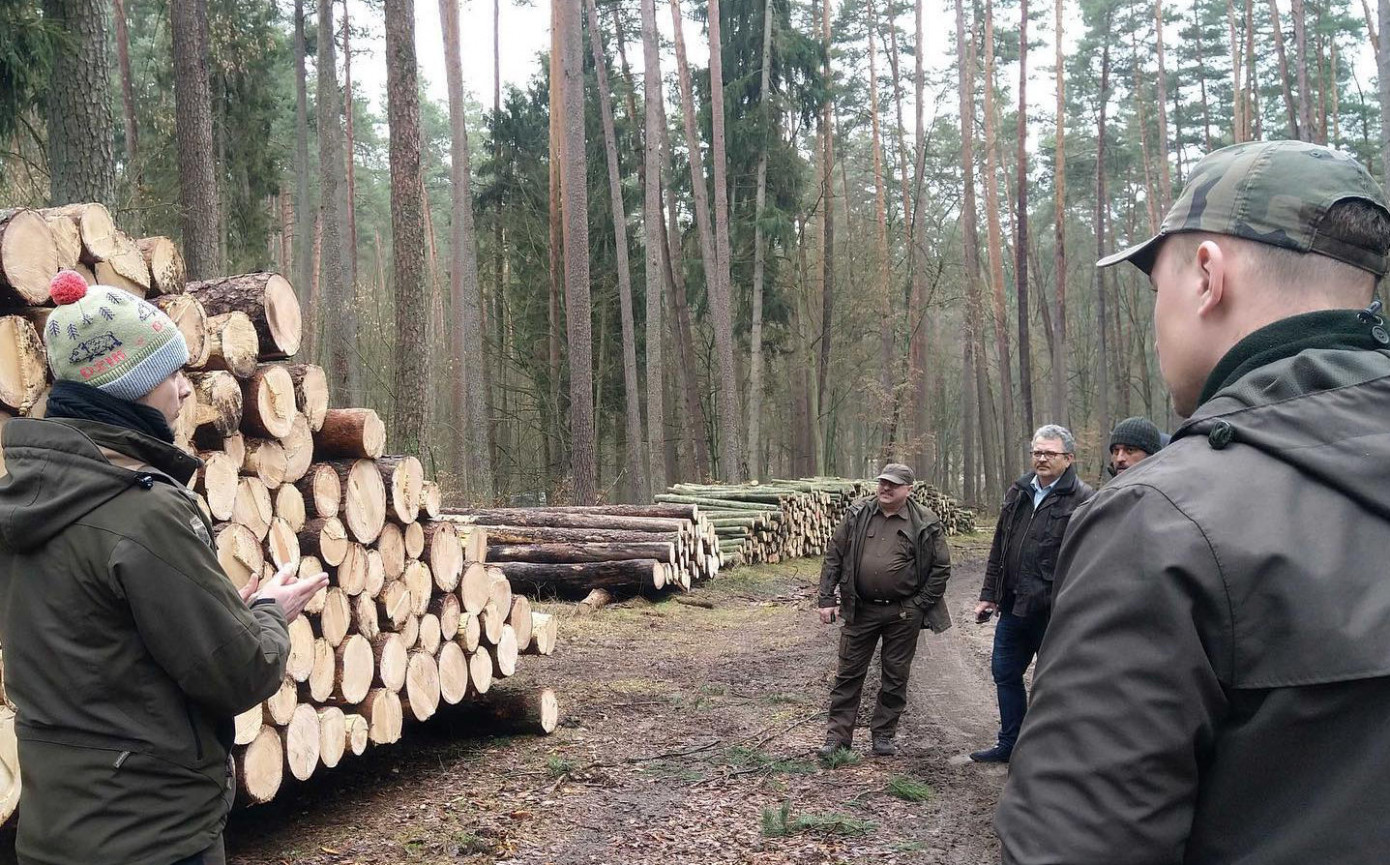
[1051,0,1067,426]
[640,0,668,491]
[910,0,931,475]
[318,0,356,402]
[700,0,745,480]
[385,0,428,454]
[818,0,836,474]
[45,0,117,207]
[294,0,315,363]
[1016,0,1033,434]
[170,0,219,276]
[548,0,565,487]
[559,0,597,503]
[1227,0,1244,141]
[1154,0,1172,210]
[867,0,895,455]
[983,0,1018,478]
[1096,32,1112,459]
[113,0,138,184]
[343,1,359,291]
[746,0,774,479]
[586,0,648,500]
[441,0,496,500]
[1269,0,1300,137]
[1294,0,1314,140]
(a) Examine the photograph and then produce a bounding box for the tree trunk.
[703,0,745,480]
[1227,0,1244,141]
[585,0,648,501]
[982,0,1017,476]
[746,0,774,480]
[548,0,565,488]
[440,0,496,501]
[1096,32,1112,465]
[342,0,359,291]
[1269,0,1300,137]
[113,0,138,184]
[1294,0,1314,141]
[1016,0,1033,435]
[818,0,835,475]
[384,0,428,455]
[1153,0,1172,211]
[559,0,597,503]
[318,0,356,403]
[1194,0,1214,150]
[1244,0,1259,140]
[43,0,117,207]
[169,0,219,276]
[1051,0,1067,427]
[294,0,314,365]
[640,0,668,493]
[1380,0,1390,183]
[910,0,930,474]
[866,0,895,456]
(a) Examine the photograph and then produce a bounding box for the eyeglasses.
[1030,450,1071,460]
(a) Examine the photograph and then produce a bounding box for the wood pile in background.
[440,504,721,598]
[0,203,560,819]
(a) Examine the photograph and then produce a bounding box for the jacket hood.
[1174,346,1390,522]
[0,418,200,553]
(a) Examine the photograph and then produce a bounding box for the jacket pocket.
[185,701,205,761]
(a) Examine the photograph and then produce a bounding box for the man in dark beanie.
[998,141,1390,864]
[0,271,328,865]
[1107,416,1163,475]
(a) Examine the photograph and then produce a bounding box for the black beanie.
[1109,416,1163,456]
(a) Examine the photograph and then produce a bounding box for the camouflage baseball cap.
[1097,140,1390,276]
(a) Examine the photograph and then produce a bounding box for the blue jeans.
[990,608,1050,752]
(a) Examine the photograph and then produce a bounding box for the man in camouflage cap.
[997,141,1390,863]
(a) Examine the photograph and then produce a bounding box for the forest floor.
[222,531,1007,865]
[0,534,1009,865]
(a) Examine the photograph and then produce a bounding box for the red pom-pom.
[49,270,88,305]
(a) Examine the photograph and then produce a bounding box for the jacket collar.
[1012,464,1080,497]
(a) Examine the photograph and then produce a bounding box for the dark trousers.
[990,608,1050,752]
[826,600,924,744]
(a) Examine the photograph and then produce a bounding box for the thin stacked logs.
[444,505,721,599]
[0,203,560,822]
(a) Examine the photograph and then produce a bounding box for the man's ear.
[1196,240,1226,318]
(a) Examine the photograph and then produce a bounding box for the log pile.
[441,505,722,598]
[655,478,976,567]
[0,203,560,819]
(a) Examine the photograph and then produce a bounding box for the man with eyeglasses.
[997,142,1390,864]
[969,425,1094,764]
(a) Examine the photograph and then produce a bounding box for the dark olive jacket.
[980,465,1094,619]
[998,343,1390,864]
[817,497,952,632]
[0,418,289,865]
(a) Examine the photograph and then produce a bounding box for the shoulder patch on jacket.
[189,515,212,548]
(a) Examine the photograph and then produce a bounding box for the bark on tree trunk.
[113,0,138,190]
[1016,0,1034,435]
[866,0,896,457]
[170,0,219,276]
[342,0,359,292]
[440,0,496,501]
[1295,0,1315,140]
[586,0,649,502]
[1154,0,1172,211]
[1051,0,1067,427]
[982,0,1018,478]
[746,0,774,481]
[294,0,315,365]
[1269,0,1300,137]
[640,0,668,494]
[818,0,835,476]
[548,0,565,489]
[384,0,429,455]
[1227,0,1244,141]
[318,0,356,403]
[44,0,117,208]
[1096,33,1113,471]
[559,0,598,503]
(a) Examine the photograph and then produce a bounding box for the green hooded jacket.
[0,417,289,865]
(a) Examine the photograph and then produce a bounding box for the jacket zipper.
[185,703,204,761]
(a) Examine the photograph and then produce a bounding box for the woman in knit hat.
[0,271,327,865]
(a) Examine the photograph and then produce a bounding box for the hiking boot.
[818,741,850,762]
[969,744,1012,764]
[871,737,897,757]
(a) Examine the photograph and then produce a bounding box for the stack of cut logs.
[0,203,559,818]
[439,505,721,599]
[656,479,976,567]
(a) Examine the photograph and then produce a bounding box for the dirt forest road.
[3,533,1012,865]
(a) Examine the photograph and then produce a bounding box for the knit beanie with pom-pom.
[43,270,189,401]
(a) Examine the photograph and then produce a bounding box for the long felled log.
[45,214,80,270]
[137,236,186,296]
[241,365,296,438]
[299,516,349,567]
[242,438,287,489]
[42,203,118,263]
[487,541,677,565]
[188,273,302,359]
[494,559,664,597]
[296,464,341,520]
[377,456,423,523]
[93,260,145,298]
[235,725,284,805]
[471,525,684,547]
[282,364,328,431]
[279,413,314,485]
[448,686,559,735]
[214,523,262,589]
[195,451,239,521]
[443,509,687,535]
[328,459,387,544]
[200,312,258,378]
[0,317,48,413]
[155,294,209,367]
[187,370,242,438]
[0,210,57,306]
[314,408,385,460]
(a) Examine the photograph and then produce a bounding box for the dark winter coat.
[818,497,952,632]
[980,465,1094,619]
[997,314,1390,864]
[0,418,289,865]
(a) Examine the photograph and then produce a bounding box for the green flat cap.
[1098,140,1390,276]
